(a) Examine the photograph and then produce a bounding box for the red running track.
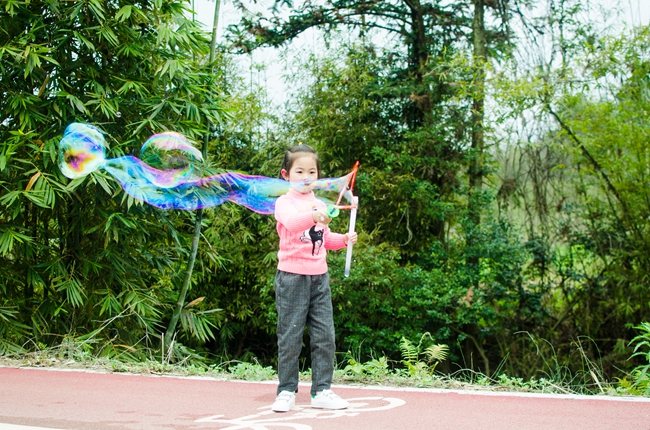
[0,366,649,430]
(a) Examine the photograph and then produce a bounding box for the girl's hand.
[312,209,331,224]
[344,232,358,245]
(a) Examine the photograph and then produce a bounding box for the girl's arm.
[274,197,318,233]
[324,230,347,251]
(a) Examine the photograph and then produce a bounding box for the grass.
[0,343,638,397]
[2,328,649,398]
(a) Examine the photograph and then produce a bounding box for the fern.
[400,336,419,364]
[399,332,449,376]
[424,344,449,364]
[627,322,650,395]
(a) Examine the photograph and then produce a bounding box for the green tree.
[225,1,542,375]
[227,1,481,254]
[493,3,650,375]
[0,0,229,356]
[549,26,650,371]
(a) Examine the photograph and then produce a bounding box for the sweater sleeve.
[274,195,316,233]
[324,230,347,251]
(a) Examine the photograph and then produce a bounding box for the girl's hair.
[279,144,320,179]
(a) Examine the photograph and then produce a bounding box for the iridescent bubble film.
[58,123,356,214]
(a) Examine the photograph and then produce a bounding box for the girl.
[271,144,358,412]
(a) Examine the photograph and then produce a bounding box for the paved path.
[1,366,649,430]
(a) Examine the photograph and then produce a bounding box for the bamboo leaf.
[73,31,96,51]
[184,296,205,308]
[25,171,40,191]
[52,275,86,308]
[115,5,132,22]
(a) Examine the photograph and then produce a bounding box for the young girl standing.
[271,144,358,413]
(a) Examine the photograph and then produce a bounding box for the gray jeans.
[274,270,335,396]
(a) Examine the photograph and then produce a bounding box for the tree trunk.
[462,0,488,364]
[164,0,221,351]
[469,0,486,221]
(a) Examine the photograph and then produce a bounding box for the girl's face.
[282,154,319,193]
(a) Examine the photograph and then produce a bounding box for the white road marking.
[0,425,65,430]
[196,396,407,430]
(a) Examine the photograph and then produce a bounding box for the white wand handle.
[344,196,358,278]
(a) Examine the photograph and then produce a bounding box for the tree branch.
[546,105,630,218]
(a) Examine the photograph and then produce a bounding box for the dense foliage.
[0,0,229,357]
[2,0,650,392]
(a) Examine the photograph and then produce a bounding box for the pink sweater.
[274,188,347,275]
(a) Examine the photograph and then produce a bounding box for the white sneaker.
[271,390,295,412]
[311,389,349,410]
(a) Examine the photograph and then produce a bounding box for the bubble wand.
[332,161,359,277]
[343,195,358,277]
